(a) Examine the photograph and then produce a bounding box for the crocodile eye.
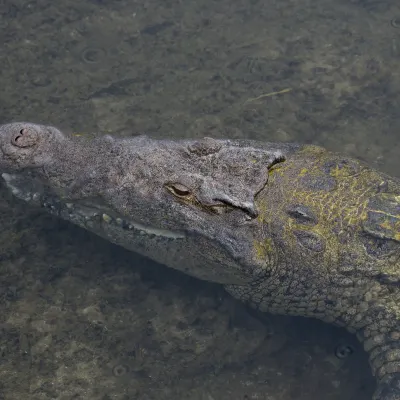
[165,183,191,198]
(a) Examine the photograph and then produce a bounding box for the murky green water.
[0,0,399,398]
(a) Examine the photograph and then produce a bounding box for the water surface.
[0,0,399,398]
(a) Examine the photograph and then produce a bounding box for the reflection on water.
[0,0,399,398]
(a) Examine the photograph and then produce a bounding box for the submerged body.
[0,122,399,399]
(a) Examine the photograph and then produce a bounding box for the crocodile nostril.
[14,129,26,142]
[11,127,39,148]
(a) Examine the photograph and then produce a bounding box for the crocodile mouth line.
[2,172,186,240]
[98,212,186,239]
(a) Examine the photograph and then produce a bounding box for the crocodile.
[0,122,399,399]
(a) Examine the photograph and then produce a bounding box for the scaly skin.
[0,122,399,399]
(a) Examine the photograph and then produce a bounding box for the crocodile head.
[0,122,300,284]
